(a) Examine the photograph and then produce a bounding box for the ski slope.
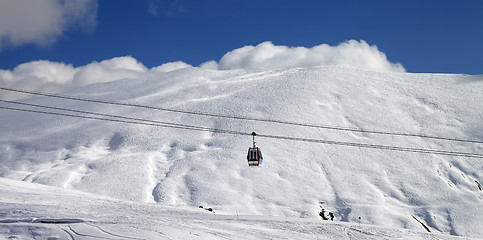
[0,177,472,240]
[0,66,482,239]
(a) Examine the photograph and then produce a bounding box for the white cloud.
[0,40,404,100]
[151,61,192,73]
[198,60,218,70]
[62,0,98,34]
[71,57,148,87]
[0,57,193,100]
[0,0,98,49]
[202,40,405,72]
[0,60,75,100]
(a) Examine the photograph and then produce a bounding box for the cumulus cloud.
[151,61,192,73]
[0,40,404,100]
[0,0,98,49]
[73,57,148,87]
[201,40,405,72]
[0,56,193,100]
[0,60,77,99]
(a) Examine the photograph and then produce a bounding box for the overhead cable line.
[1,103,482,159]
[1,87,482,144]
[0,105,248,136]
[0,100,247,136]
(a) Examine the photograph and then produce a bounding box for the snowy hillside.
[1,66,482,239]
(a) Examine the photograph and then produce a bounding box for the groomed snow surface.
[0,66,482,239]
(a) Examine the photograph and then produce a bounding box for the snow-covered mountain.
[1,66,482,239]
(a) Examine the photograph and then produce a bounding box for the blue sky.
[0,0,482,74]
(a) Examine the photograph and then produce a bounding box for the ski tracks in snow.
[58,223,144,240]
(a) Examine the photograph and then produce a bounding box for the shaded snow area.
[0,66,482,239]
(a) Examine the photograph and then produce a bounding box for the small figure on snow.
[319,209,328,220]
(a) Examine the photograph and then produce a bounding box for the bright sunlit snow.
[1,66,482,239]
